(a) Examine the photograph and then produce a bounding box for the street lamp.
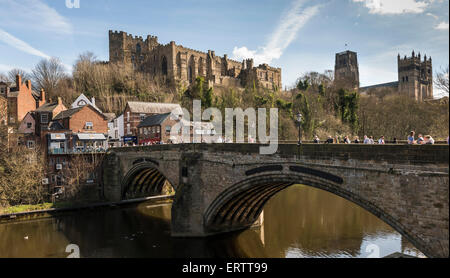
[296,113,303,145]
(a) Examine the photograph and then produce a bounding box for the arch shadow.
[121,163,175,200]
[203,172,429,257]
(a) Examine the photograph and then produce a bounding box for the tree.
[337,89,359,133]
[32,57,67,101]
[8,68,32,83]
[435,66,449,96]
[0,129,46,208]
[0,73,7,83]
[295,92,314,138]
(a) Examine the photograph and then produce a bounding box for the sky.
[0,0,448,95]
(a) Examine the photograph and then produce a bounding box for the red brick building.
[122,102,182,141]
[137,113,179,144]
[1,75,46,125]
[50,104,109,153]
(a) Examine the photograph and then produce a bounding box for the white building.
[108,114,124,147]
[71,93,102,113]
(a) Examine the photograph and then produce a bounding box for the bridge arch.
[121,162,175,200]
[203,172,425,256]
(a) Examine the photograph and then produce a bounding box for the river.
[0,185,424,258]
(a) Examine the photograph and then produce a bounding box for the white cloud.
[435,21,449,30]
[0,28,51,59]
[352,0,430,14]
[0,0,72,34]
[232,0,320,65]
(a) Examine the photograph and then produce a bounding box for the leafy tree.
[337,89,359,133]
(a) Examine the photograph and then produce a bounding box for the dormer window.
[78,100,87,107]
[85,122,93,130]
[41,114,48,124]
[27,122,32,129]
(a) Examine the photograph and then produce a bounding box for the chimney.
[40,89,46,103]
[16,74,22,88]
[57,97,63,105]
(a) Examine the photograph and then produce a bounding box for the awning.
[76,133,107,141]
[50,133,66,140]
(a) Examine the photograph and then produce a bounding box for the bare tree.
[32,57,67,101]
[0,130,46,208]
[8,68,32,83]
[59,154,104,200]
[435,66,449,96]
[0,73,8,83]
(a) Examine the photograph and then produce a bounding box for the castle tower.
[334,50,360,91]
[398,51,433,101]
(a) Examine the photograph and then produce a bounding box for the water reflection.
[0,185,423,258]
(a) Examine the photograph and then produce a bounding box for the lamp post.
[296,113,302,145]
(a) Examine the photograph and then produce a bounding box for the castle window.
[402,77,405,83]
[406,76,409,82]
[136,44,141,56]
[161,56,168,75]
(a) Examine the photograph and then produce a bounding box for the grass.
[0,200,103,215]
[0,203,55,215]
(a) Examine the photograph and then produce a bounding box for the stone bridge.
[102,144,449,258]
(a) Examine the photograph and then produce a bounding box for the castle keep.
[337,50,433,101]
[109,31,282,90]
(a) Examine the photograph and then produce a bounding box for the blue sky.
[0,0,448,93]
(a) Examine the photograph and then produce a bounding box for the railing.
[48,148,107,155]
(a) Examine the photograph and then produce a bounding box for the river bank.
[0,195,174,224]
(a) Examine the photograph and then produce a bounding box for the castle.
[335,50,433,101]
[108,31,282,90]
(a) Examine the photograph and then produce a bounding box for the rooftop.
[138,113,172,128]
[127,101,183,115]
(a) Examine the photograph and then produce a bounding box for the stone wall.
[103,144,449,258]
[108,30,282,90]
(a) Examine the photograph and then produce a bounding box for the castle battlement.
[109,30,282,90]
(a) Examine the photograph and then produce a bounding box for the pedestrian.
[393,137,398,144]
[424,135,435,145]
[408,131,415,144]
[313,135,320,144]
[354,136,360,144]
[344,136,351,144]
[363,135,370,144]
[378,136,385,145]
[417,134,425,145]
[369,136,375,144]
[325,136,334,144]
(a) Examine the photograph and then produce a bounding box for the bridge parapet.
[103,144,449,258]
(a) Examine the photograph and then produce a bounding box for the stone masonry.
[109,30,282,90]
[102,144,449,258]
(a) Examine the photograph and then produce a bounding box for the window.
[165,125,171,134]
[140,114,146,121]
[139,128,143,135]
[156,126,160,133]
[152,126,156,133]
[144,128,148,135]
[27,122,32,129]
[41,114,48,124]
[127,124,131,135]
[77,100,87,107]
[127,112,130,122]
[27,140,35,149]
[115,130,118,138]
[85,122,93,130]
